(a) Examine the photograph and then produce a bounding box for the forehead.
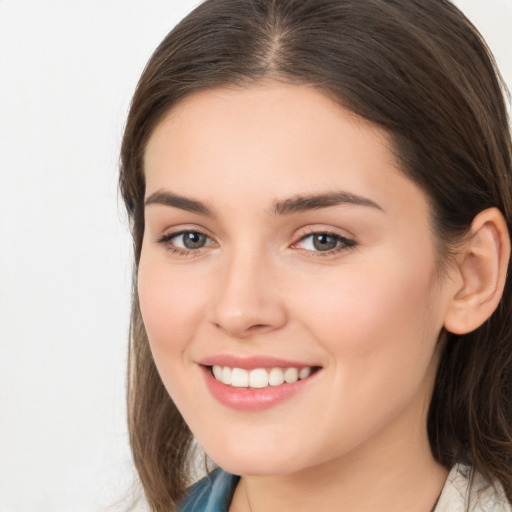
[145,83,397,186]
[143,83,430,227]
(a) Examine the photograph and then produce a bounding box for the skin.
[138,83,462,511]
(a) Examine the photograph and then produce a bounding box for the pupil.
[183,232,206,249]
[313,234,337,251]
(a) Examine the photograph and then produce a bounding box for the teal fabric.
[177,468,239,512]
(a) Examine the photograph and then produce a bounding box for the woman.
[120,0,512,510]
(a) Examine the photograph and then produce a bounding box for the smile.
[211,365,314,388]
[201,363,322,410]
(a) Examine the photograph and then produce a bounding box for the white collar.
[435,464,511,512]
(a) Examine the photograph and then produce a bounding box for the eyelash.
[292,231,357,257]
[155,230,216,256]
[155,229,357,257]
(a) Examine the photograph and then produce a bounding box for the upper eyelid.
[155,226,215,240]
[293,225,356,241]
[298,229,350,239]
[294,232,355,246]
[291,228,358,253]
[154,229,217,256]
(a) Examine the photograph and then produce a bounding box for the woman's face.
[139,83,458,476]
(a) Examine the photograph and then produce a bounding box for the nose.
[209,248,287,338]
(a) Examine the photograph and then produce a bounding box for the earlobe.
[444,208,511,335]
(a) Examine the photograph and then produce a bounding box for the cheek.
[287,258,443,453]
[294,253,443,375]
[137,254,213,413]
[137,255,207,354]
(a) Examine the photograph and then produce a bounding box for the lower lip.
[201,366,319,411]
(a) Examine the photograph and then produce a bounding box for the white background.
[0,1,510,511]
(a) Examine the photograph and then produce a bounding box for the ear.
[444,207,511,335]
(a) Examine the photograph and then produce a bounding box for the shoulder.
[176,467,240,512]
[436,464,512,512]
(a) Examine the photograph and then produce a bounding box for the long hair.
[119,0,512,509]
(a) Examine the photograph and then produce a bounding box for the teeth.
[284,367,299,383]
[249,368,269,389]
[212,365,223,380]
[211,365,314,388]
[231,368,249,387]
[268,367,285,386]
[221,366,232,385]
[299,367,311,379]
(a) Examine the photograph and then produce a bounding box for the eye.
[175,231,209,249]
[294,232,356,253]
[157,230,216,252]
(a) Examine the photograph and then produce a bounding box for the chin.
[213,455,299,477]
[203,438,311,477]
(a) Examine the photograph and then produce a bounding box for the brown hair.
[119,0,512,509]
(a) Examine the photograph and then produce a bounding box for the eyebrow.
[145,190,214,217]
[144,189,383,217]
[271,191,383,215]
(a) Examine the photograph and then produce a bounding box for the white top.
[436,464,512,512]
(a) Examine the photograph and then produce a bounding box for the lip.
[199,361,321,411]
[199,354,318,370]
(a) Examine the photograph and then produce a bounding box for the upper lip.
[198,354,320,370]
